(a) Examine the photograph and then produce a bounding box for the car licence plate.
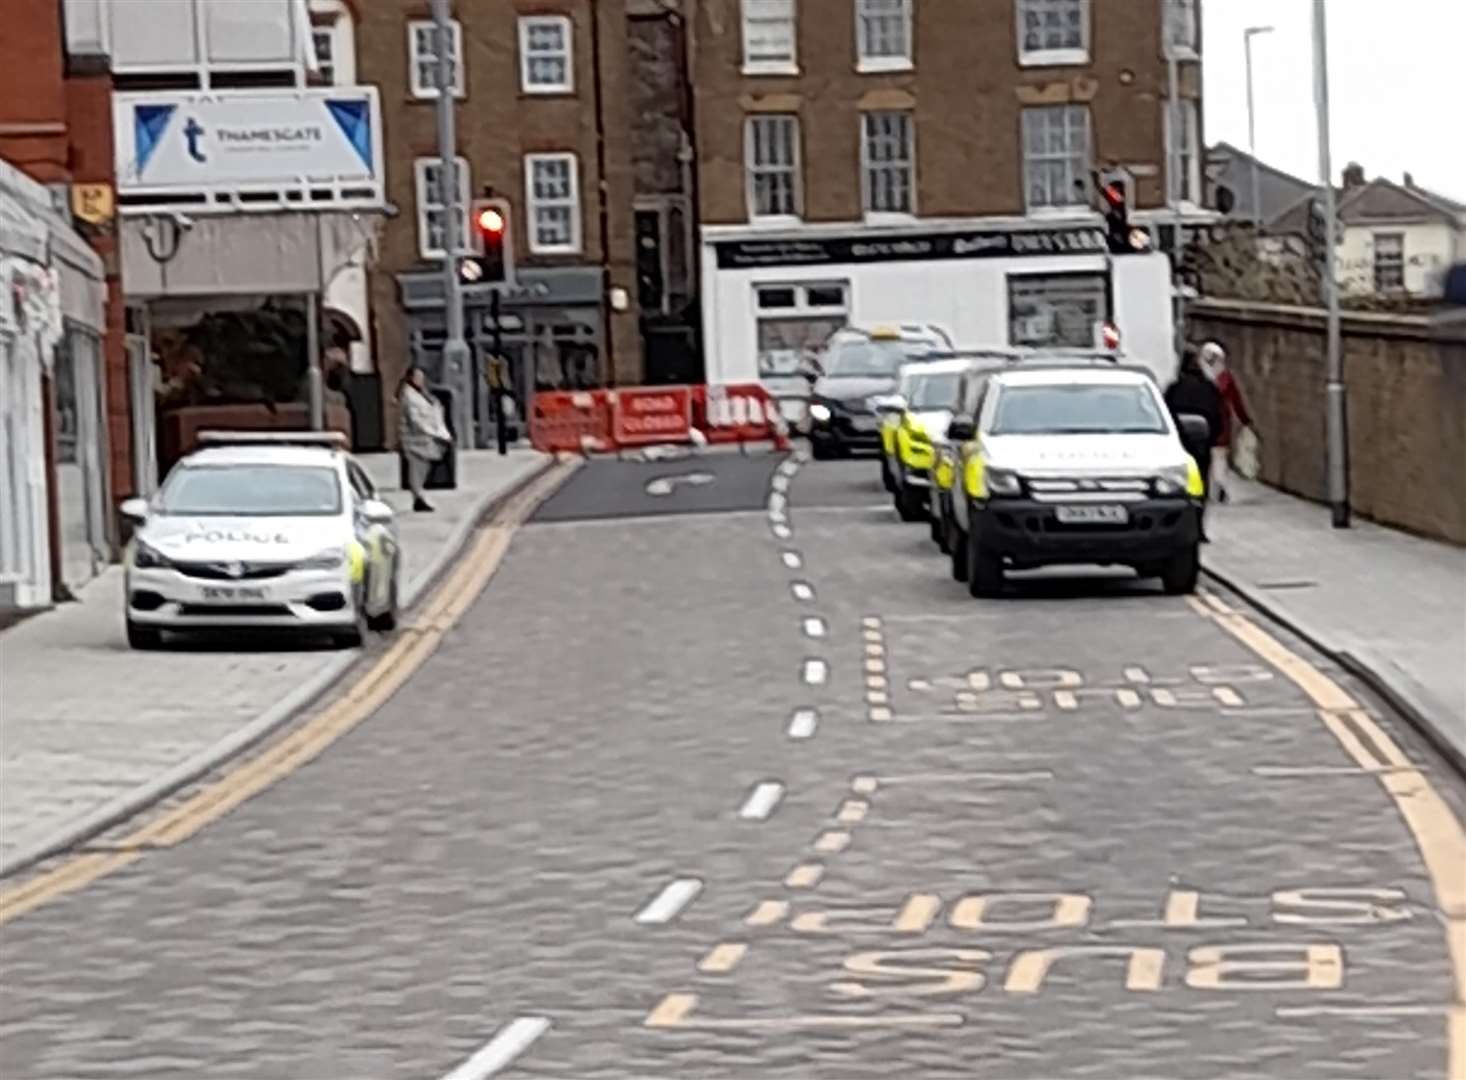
[1055,504,1129,525]
[200,585,268,601]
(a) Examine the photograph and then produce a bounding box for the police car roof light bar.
[196,430,350,449]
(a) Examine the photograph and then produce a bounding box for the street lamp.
[1244,25,1275,230]
[1312,0,1348,528]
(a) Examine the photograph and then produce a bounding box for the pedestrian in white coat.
[397,366,451,512]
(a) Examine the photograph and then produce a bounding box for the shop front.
[700,221,1178,402]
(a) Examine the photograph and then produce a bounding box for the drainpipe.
[589,0,615,386]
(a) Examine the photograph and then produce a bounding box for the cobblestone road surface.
[0,454,1460,1080]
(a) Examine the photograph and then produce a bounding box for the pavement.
[1205,475,1466,772]
[0,451,1461,1079]
[0,449,550,876]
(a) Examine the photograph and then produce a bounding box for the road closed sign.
[612,387,693,445]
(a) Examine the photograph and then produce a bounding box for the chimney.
[1404,171,1414,187]
[1342,163,1366,190]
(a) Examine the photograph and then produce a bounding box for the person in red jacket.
[1199,341,1254,503]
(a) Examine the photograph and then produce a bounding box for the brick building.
[362,0,699,443]
[692,0,1207,393]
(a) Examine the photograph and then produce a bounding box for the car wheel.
[368,568,399,632]
[896,484,925,523]
[880,455,896,493]
[811,440,835,461]
[967,527,1004,598]
[1161,544,1201,595]
[333,585,369,648]
[950,526,969,582]
[928,510,942,546]
[126,620,163,650]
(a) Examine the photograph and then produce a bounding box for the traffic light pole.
[1313,0,1349,528]
[491,288,507,455]
[432,0,473,451]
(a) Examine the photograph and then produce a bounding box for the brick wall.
[0,0,68,179]
[1188,298,1466,545]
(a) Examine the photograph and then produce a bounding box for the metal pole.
[432,0,472,450]
[1165,6,1185,352]
[1245,26,1274,231]
[305,291,324,431]
[1313,0,1348,527]
[492,289,507,455]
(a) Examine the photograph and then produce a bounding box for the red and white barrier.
[529,383,788,455]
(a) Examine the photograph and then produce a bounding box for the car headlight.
[298,547,347,571]
[986,467,1023,496]
[132,539,170,569]
[808,403,832,423]
[1152,466,1190,497]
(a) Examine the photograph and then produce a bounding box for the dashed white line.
[634,877,704,925]
[771,523,792,540]
[787,708,819,739]
[439,1017,552,1080]
[791,581,815,602]
[771,473,791,493]
[781,550,803,569]
[739,781,786,821]
[768,492,788,518]
[803,616,827,639]
[803,658,829,686]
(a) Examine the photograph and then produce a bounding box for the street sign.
[70,183,114,225]
[611,387,693,446]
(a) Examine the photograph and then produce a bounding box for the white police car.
[120,432,401,650]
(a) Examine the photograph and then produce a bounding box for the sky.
[1201,0,1466,202]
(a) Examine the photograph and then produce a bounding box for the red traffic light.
[1103,183,1125,208]
[475,206,506,235]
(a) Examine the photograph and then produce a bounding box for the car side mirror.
[119,497,150,523]
[361,498,395,525]
[1176,413,1211,448]
[946,416,976,441]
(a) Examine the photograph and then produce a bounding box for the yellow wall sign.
[71,183,114,225]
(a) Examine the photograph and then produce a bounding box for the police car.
[876,358,973,522]
[943,363,1207,597]
[119,432,402,650]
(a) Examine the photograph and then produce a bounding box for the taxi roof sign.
[869,325,902,340]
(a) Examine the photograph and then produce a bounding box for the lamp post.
[432,0,473,450]
[1312,0,1348,528]
[1244,25,1274,230]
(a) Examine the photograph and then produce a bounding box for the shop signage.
[715,226,1115,269]
[112,88,384,208]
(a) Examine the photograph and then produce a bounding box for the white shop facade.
[699,219,1179,408]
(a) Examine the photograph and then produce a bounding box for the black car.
[805,328,949,458]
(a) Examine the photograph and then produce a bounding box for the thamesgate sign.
[112,88,385,209]
[714,226,1113,269]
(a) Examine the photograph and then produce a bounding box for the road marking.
[869,706,893,722]
[698,943,748,974]
[1213,687,1245,707]
[0,462,577,926]
[740,782,785,821]
[874,770,1055,785]
[791,581,815,602]
[815,830,851,853]
[785,863,824,889]
[862,616,882,629]
[1276,1004,1447,1019]
[1254,764,1422,778]
[865,642,885,657]
[866,675,888,690]
[1204,603,1466,1075]
[771,522,792,540]
[439,1016,552,1080]
[803,658,829,685]
[851,776,879,795]
[787,708,818,739]
[868,691,889,706]
[771,473,790,494]
[803,616,827,639]
[837,799,869,824]
[643,992,963,1030]
[893,894,942,933]
[745,899,789,927]
[635,878,704,925]
[865,657,887,674]
[781,550,802,569]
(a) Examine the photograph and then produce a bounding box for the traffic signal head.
[1096,171,1131,254]
[462,198,512,285]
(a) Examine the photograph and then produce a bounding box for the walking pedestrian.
[397,366,452,513]
[1199,341,1255,503]
[1165,345,1224,542]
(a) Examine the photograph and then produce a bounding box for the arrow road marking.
[644,472,716,497]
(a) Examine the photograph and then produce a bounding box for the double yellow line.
[0,460,576,927]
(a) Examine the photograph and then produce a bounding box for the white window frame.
[861,110,916,219]
[745,114,804,223]
[741,0,799,76]
[408,19,464,99]
[1373,233,1405,292]
[856,0,913,73]
[413,156,471,260]
[1016,0,1090,68]
[525,153,582,255]
[1021,104,1091,214]
[519,15,574,94]
[1164,99,1202,206]
[754,281,851,378]
[1162,0,1199,60]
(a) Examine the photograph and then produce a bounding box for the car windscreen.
[158,465,343,516]
[906,371,962,410]
[825,340,914,377]
[989,384,1168,436]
